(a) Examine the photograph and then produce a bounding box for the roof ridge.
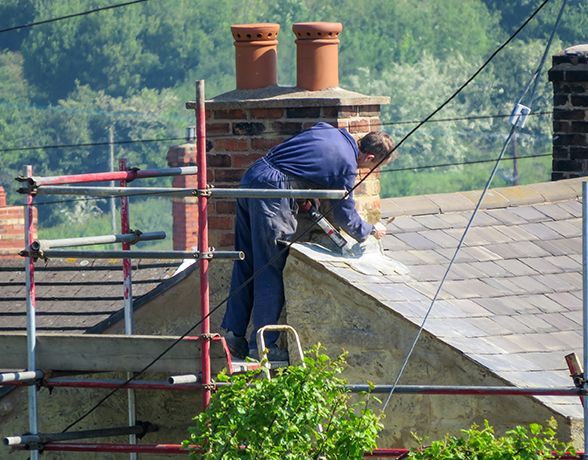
[381,178,583,218]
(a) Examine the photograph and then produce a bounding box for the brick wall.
[0,186,36,259]
[194,88,389,248]
[549,45,588,180]
[167,143,199,250]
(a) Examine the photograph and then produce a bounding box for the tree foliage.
[0,0,586,234]
[184,346,383,459]
[408,418,574,460]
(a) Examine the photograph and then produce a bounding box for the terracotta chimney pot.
[231,23,280,90]
[292,22,343,91]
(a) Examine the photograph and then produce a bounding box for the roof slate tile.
[411,214,455,230]
[508,206,550,222]
[533,203,573,221]
[519,257,562,274]
[519,294,567,314]
[396,232,440,250]
[558,199,582,218]
[543,220,581,238]
[492,224,538,242]
[537,313,578,331]
[484,241,551,259]
[442,279,496,299]
[435,213,470,228]
[419,230,460,248]
[436,246,501,263]
[519,223,562,240]
[469,212,503,227]
[545,292,583,311]
[535,273,580,292]
[533,239,577,257]
[489,315,534,334]
[468,261,511,277]
[464,227,513,245]
[484,208,530,225]
[493,259,539,276]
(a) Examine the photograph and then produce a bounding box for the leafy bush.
[184,346,383,459]
[408,418,575,460]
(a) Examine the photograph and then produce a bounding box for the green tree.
[408,418,574,460]
[0,0,35,51]
[184,346,383,459]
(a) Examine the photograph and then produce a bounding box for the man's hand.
[371,222,387,239]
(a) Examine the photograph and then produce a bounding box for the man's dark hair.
[358,131,396,162]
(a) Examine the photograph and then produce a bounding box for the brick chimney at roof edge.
[168,22,390,250]
[549,44,588,181]
[0,186,37,259]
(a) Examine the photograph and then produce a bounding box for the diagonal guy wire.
[381,0,568,411]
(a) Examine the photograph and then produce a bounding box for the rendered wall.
[282,250,581,450]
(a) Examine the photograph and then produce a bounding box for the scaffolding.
[2,80,587,458]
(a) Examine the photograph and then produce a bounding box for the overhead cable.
[0,111,553,155]
[0,0,149,34]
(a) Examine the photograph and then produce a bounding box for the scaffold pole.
[31,231,165,251]
[24,165,39,460]
[17,166,198,187]
[120,158,138,460]
[0,370,43,384]
[24,185,347,200]
[196,80,211,408]
[582,180,588,460]
[20,249,244,260]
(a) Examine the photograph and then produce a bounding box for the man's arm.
[331,194,374,242]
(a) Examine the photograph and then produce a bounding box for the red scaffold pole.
[196,80,211,408]
[23,444,584,459]
[119,158,138,458]
[21,166,198,187]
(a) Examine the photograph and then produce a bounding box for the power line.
[0,0,149,34]
[0,136,185,154]
[0,111,553,155]
[0,152,552,210]
[57,0,550,432]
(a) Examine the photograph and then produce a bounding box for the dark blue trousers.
[221,158,297,348]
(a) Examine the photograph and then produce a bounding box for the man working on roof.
[222,122,396,360]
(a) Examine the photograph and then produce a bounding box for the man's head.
[357,131,396,168]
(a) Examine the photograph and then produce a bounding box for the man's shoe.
[223,330,248,359]
[249,346,289,362]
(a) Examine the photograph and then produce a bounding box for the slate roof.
[0,259,186,333]
[292,178,585,419]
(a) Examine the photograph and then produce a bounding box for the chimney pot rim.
[231,23,280,42]
[292,22,343,38]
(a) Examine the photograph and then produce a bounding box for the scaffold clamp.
[128,229,143,245]
[198,250,214,260]
[202,383,217,391]
[195,187,212,197]
[126,167,141,182]
[17,184,37,195]
[200,332,220,341]
[19,248,47,263]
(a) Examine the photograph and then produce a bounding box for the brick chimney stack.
[0,186,37,259]
[549,44,588,180]
[167,143,199,250]
[178,22,390,249]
